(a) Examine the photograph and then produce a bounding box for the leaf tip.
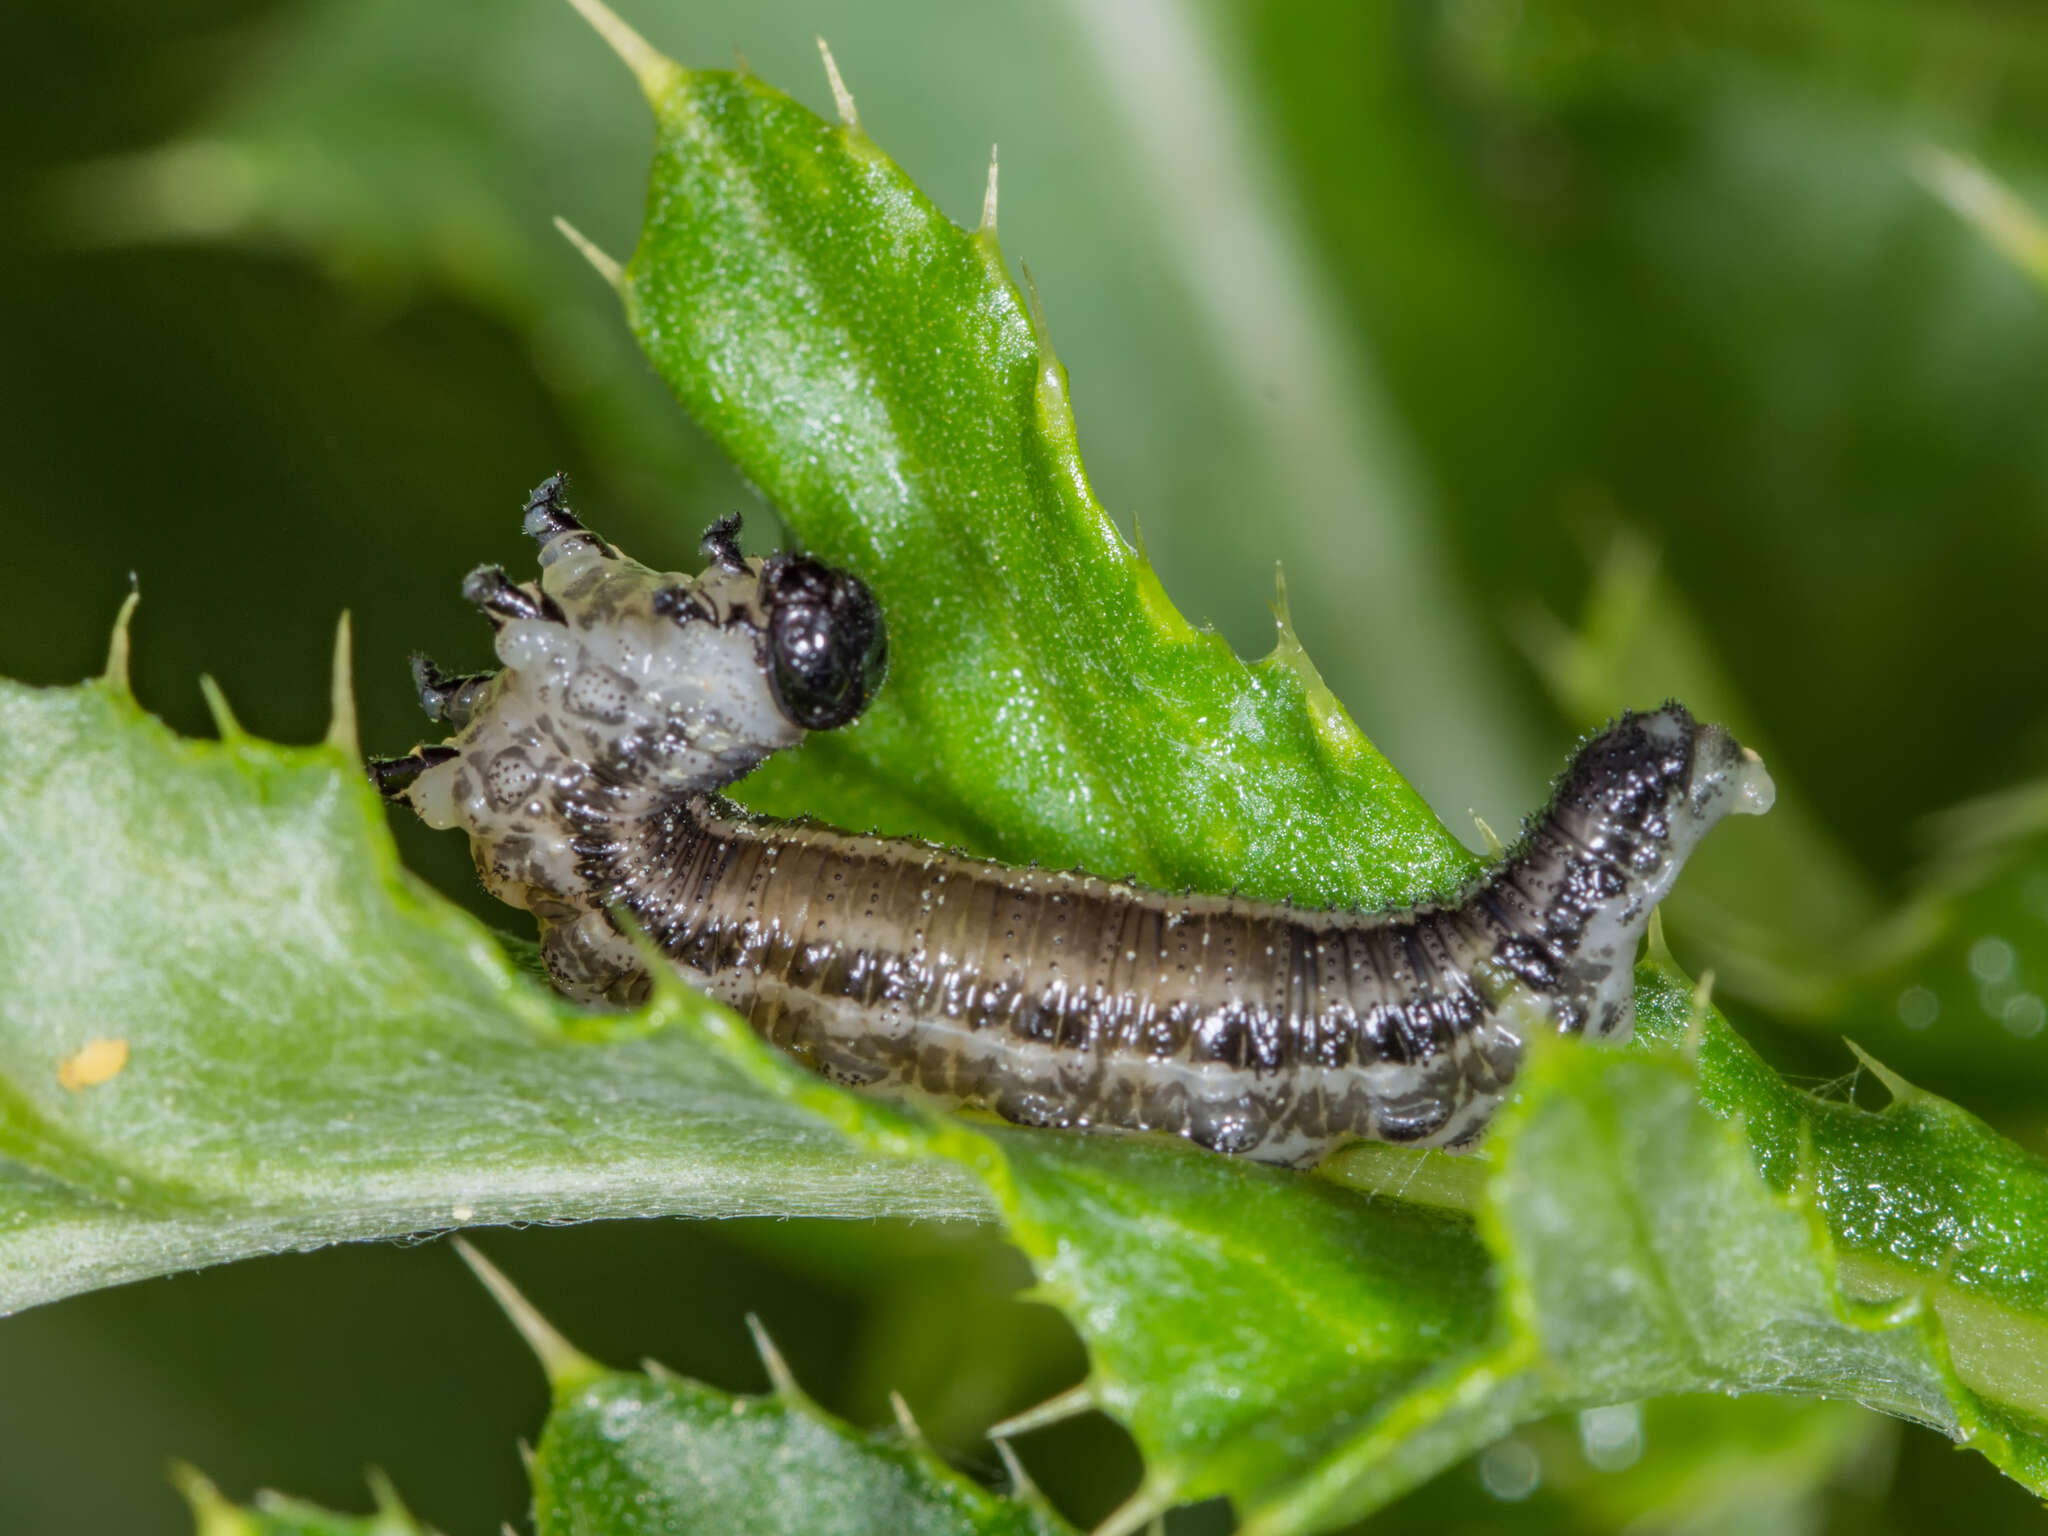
[563,0,682,103]
[197,674,245,743]
[324,610,361,761]
[103,579,141,696]
[453,1237,601,1389]
[1126,524,1196,644]
[816,35,859,129]
[1019,261,1056,365]
[641,1355,683,1384]
[553,214,624,290]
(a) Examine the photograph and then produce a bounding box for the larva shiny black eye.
[761,554,888,731]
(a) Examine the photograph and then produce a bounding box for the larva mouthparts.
[371,478,1772,1165]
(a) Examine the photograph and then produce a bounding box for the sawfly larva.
[372,476,1774,1165]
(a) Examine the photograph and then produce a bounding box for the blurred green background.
[3,0,2047,1531]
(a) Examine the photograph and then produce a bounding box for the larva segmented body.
[373,478,1775,1165]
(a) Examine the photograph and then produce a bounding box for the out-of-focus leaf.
[1915,147,2048,288]
[1524,521,2048,1108]
[176,1464,435,1536]
[1516,519,1878,984]
[55,0,729,530]
[1244,1,2048,885]
[1368,1395,1892,1536]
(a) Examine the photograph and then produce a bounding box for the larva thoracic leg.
[409,655,498,731]
[373,477,1774,1165]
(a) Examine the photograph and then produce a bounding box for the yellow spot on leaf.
[58,1037,129,1091]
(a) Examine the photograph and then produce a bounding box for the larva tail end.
[1735,744,1777,815]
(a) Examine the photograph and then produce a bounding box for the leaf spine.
[325,610,359,759]
[197,675,243,742]
[816,36,859,128]
[986,1379,1099,1438]
[103,581,140,696]
[746,1312,808,1402]
[453,1236,599,1387]
[980,143,1000,235]
[552,214,624,289]
[563,0,684,101]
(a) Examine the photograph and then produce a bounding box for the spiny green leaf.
[175,1464,435,1536]
[445,1234,1079,1536]
[533,1351,1075,1536]
[0,673,985,1315]
[18,653,2043,1524]
[608,21,1479,909]
[13,661,2042,1528]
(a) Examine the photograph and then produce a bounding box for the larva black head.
[759,552,888,731]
